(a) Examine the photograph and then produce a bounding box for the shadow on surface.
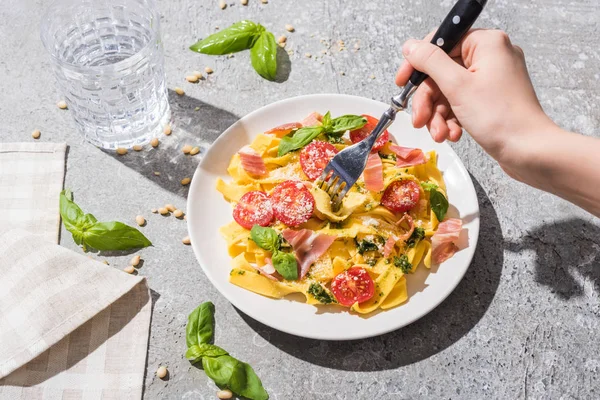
[274,47,291,83]
[505,219,600,299]
[239,175,503,371]
[105,92,239,197]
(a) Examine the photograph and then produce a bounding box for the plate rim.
[187,93,480,340]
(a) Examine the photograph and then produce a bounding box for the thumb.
[402,39,468,98]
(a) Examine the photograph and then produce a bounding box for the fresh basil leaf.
[59,189,85,234]
[81,221,152,251]
[250,225,280,252]
[186,343,229,363]
[330,115,367,134]
[430,189,449,222]
[250,31,277,81]
[420,181,439,191]
[189,20,264,55]
[202,356,269,400]
[278,126,324,156]
[271,251,298,280]
[321,111,332,131]
[186,302,215,348]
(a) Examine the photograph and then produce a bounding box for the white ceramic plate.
[187,94,479,340]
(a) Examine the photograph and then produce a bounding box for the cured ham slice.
[383,236,397,258]
[301,112,323,127]
[389,144,427,168]
[265,122,302,138]
[282,229,336,279]
[250,259,279,281]
[395,213,415,241]
[238,146,267,176]
[364,153,384,192]
[431,218,463,264]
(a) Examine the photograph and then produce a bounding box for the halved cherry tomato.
[380,180,420,213]
[330,266,375,306]
[233,191,273,229]
[349,114,390,152]
[299,141,339,181]
[270,180,315,227]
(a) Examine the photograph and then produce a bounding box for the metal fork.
[315,0,487,210]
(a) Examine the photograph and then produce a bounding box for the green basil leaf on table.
[330,114,367,134]
[249,31,278,81]
[250,225,281,252]
[83,221,151,251]
[202,356,269,400]
[277,126,324,156]
[60,190,85,235]
[271,251,298,280]
[189,20,264,55]
[186,301,215,348]
[185,343,229,363]
[430,189,449,222]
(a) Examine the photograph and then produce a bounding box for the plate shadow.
[237,174,503,371]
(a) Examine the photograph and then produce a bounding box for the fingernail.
[403,40,417,56]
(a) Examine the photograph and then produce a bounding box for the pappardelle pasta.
[217,112,463,314]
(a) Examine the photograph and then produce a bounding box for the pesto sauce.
[308,283,336,304]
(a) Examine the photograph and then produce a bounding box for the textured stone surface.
[2,0,600,399]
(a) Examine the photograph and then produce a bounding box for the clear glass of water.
[41,0,170,150]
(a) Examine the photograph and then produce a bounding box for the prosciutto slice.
[250,258,280,281]
[282,229,336,279]
[364,153,384,192]
[389,144,427,168]
[301,112,323,127]
[265,122,302,138]
[395,213,415,242]
[431,218,463,264]
[238,145,267,176]
[383,235,398,258]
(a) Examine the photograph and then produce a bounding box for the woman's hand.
[396,29,556,164]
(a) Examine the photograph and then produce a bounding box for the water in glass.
[41,0,170,149]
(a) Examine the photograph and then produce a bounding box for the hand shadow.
[103,91,239,197]
[237,174,503,371]
[505,219,600,299]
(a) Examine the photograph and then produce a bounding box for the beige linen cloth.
[0,143,152,399]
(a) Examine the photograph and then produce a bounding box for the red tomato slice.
[380,180,420,213]
[331,267,375,306]
[349,114,390,152]
[299,141,338,181]
[270,180,315,227]
[233,191,274,230]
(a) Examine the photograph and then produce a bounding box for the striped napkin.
[0,143,151,399]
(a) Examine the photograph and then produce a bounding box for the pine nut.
[102,260,109,265]
[217,389,233,399]
[131,255,141,267]
[182,236,191,245]
[32,129,41,139]
[219,0,226,9]
[190,146,200,155]
[173,209,184,218]
[124,265,135,274]
[57,100,68,109]
[153,171,161,176]
[165,204,176,212]
[305,53,312,58]
[116,148,128,155]
[205,67,214,74]
[182,145,192,154]
[159,207,169,215]
[186,75,199,83]
[175,87,185,96]
[133,144,143,151]
[285,24,295,32]
[192,70,203,78]
[278,35,287,44]
[151,208,158,213]
[151,138,159,147]
[163,124,172,135]
[261,0,267,3]
[181,177,191,186]
[135,215,145,226]
[240,0,248,5]
[156,366,168,379]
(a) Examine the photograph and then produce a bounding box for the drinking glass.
[41,0,170,149]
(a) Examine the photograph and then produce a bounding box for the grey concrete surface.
[2,0,600,399]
